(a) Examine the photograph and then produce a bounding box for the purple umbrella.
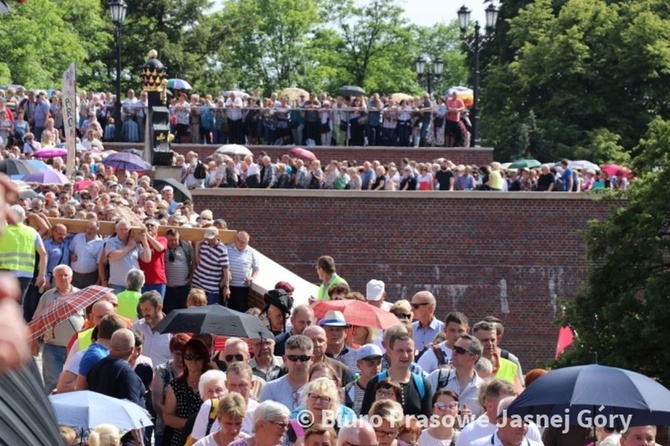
[32,148,68,159]
[102,152,151,172]
[22,169,70,185]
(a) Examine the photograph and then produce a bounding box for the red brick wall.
[192,189,621,371]
[105,143,494,166]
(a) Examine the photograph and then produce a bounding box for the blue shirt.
[78,343,110,378]
[44,237,70,278]
[33,102,51,127]
[412,317,445,352]
[361,169,376,190]
[561,168,574,191]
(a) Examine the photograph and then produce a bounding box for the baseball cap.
[366,279,385,301]
[319,310,348,327]
[356,344,383,361]
[204,227,218,239]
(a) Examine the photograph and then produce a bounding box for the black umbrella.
[0,360,65,445]
[155,304,274,339]
[0,159,44,176]
[153,177,192,202]
[507,364,670,428]
[338,85,366,97]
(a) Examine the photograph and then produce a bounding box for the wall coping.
[192,189,622,201]
[106,142,493,151]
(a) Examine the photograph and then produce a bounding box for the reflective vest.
[495,357,518,384]
[0,224,36,274]
[77,328,94,351]
[317,274,348,301]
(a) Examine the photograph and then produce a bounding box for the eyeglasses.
[396,313,412,320]
[267,420,290,429]
[225,354,244,362]
[286,355,312,362]
[376,390,395,398]
[374,429,399,438]
[411,303,429,310]
[434,401,459,410]
[308,393,331,403]
[452,345,472,355]
[183,354,204,361]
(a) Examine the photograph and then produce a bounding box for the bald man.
[410,291,445,352]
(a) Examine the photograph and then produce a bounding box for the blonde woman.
[369,399,404,446]
[192,393,248,446]
[87,424,121,446]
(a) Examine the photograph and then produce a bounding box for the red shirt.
[446,97,464,122]
[139,236,167,285]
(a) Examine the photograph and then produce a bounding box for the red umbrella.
[289,147,317,162]
[75,180,93,192]
[312,300,400,330]
[28,285,114,342]
[601,164,632,177]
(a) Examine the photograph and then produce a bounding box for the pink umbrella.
[32,147,68,159]
[601,164,632,178]
[289,147,317,162]
[75,180,93,192]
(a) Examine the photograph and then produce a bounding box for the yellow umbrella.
[280,87,309,103]
[391,93,412,103]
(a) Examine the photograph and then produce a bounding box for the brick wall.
[192,189,621,371]
[104,143,494,166]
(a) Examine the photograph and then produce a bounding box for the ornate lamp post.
[415,56,444,96]
[109,0,128,142]
[458,3,498,147]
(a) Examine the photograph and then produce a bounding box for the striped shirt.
[226,244,259,287]
[122,119,140,142]
[192,242,228,293]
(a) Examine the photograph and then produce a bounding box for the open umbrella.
[289,147,317,162]
[507,364,670,428]
[280,87,309,103]
[312,300,400,330]
[156,304,274,339]
[391,93,412,103]
[601,164,631,177]
[49,390,153,432]
[28,286,114,342]
[447,86,474,107]
[166,78,192,90]
[0,360,64,445]
[0,159,46,176]
[215,144,253,158]
[102,152,151,172]
[569,160,600,171]
[224,90,248,99]
[22,169,70,185]
[338,85,366,97]
[153,177,192,202]
[508,158,541,169]
[32,147,68,159]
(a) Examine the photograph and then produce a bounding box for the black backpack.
[193,161,207,180]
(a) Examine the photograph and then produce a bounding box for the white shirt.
[69,233,104,274]
[418,429,457,446]
[131,318,172,367]
[191,398,259,440]
[417,342,453,374]
[427,368,484,418]
[226,97,243,120]
[470,432,544,446]
[259,375,303,411]
[456,415,543,446]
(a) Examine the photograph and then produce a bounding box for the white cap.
[204,227,218,239]
[356,343,383,361]
[366,279,385,301]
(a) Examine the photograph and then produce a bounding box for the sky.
[210,0,489,26]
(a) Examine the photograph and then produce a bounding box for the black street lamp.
[110,0,128,142]
[458,3,498,147]
[415,56,444,96]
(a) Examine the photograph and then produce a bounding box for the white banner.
[62,63,77,179]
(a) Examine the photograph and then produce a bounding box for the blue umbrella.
[507,364,670,428]
[102,151,151,172]
[22,169,70,185]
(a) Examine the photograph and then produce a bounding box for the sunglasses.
[396,313,412,320]
[225,354,244,362]
[434,401,459,410]
[452,345,472,355]
[286,355,312,363]
[411,303,429,310]
[183,354,204,361]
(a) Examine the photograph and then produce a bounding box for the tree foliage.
[558,118,670,386]
[481,0,670,161]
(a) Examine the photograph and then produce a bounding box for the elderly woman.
[229,401,290,446]
[418,389,459,445]
[87,424,121,446]
[192,393,248,446]
[164,338,213,446]
[369,399,405,446]
[188,370,229,443]
[288,377,356,443]
[390,300,412,322]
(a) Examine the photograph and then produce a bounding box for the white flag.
[62,63,77,179]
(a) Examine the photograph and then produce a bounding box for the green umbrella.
[508,158,541,169]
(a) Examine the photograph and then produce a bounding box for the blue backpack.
[377,370,426,399]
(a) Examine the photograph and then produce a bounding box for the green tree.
[558,118,670,386]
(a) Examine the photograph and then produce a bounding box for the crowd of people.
[0,85,473,148]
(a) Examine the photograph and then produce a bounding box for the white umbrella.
[215,144,253,158]
[49,390,153,433]
[569,160,600,171]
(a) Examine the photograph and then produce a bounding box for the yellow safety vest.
[0,224,36,274]
[317,274,348,301]
[77,328,94,351]
[495,357,519,384]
